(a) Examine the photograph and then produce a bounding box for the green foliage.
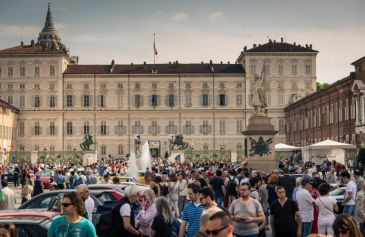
[316,82,330,90]
[357,148,365,166]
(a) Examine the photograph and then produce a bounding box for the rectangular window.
[151,94,158,106]
[264,64,270,75]
[0,67,2,77]
[305,82,311,89]
[279,119,285,134]
[100,122,107,135]
[236,120,243,134]
[50,122,55,135]
[168,95,175,107]
[66,95,73,107]
[292,64,297,75]
[83,95,90,107]
[278,92,284,105]
[250,64,256,75]
[185,94,192,107]
[19,122,25,137]
[116,121,124,136]
[184,121,193,134]
[35,66,40,78]
[20,83,25,90]
[19,95,25,108]
[99,95,105,107]
[34,122,40,135]
[201,121,210,135]
[202,94,209,107]
[278,64,283,75]
[50,95,56,107]
[135,95,141,107]
[34,96,40,107]
[7,96,13,105]
[8,67,13,77]
[236,95,242,106]
[219,94,226,106]
[219,120,226,135]
[305,64,311,75]
[20,66,26,77]
[50,65,55,77]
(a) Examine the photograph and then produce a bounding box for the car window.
[23,195,56,209]
[96,192,120,203]
[15,225,48,237]
[330,189,345,196]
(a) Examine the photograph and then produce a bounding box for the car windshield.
[36,171,52,176]
[330,188,345,196]
[96,192,123,203]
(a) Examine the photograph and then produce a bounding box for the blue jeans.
[343,205,355,216]
[302,222,312,237]
[215,196,224,205]
[234,234,258,237]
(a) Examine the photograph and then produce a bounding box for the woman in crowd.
[266,174,278,208]
[333,214,362,237]
[20,180,33,204]
[151,197,174,237]
[177,172,187,214]
[0,223,18,237]
[136,189,157,237]
[315,182,338,236]
[48,192,96,237]
[167,173,180,217]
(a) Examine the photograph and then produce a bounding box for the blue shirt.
[48,215,96,237]
[210,177,224,197]
[181,202,204,237]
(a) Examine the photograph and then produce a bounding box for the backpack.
[225,176,237,194]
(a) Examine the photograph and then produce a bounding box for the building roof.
[64,63,245,75]
[0,99,19,112]
[244,39,318,53]
[351,56,365,66]
[0,44,68,55]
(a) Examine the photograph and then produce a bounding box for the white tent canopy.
[309,139,356,150]
[275,143,300,151]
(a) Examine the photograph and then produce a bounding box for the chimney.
[293,42,296,46]
[273,40,276,43]
[176,60,179,64]
[253,44,257,47]
[31,39,35,46]
[305,44,308,48]
[201,61,204,64]
[20,41,24,47]
[281,37,284,43]
[310,44,312,49]
[169,61,172,64]
[244,46,247,51]
[220,61,223,64]
[228,61,230,64]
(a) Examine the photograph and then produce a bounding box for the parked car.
[18,189,123,224]
[0,210,59,237]
[1,166,15,182]
[329,187,346,214]
[88,183,148,194]
[35,170,54,188]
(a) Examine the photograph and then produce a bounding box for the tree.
[316,82,330,91]
[357,148,365,166]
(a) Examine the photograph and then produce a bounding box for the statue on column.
[252,67,267,113]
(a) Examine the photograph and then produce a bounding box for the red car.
[0,210,59,237]
[35,170,54,188]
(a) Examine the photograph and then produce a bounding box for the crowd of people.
[0,157,365,237]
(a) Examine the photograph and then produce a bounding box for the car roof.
[0,210,59,223]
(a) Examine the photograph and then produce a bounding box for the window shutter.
[200,94,203,106]
[106,126,109,135]
[54,126,57,136]
[174,95,178,107]
[209,94,213,107]
[132,126,135,134]
[157,95,161,107]
[165,95,169,106]
[115,125,118,135]
[225,95,228,106]
[31,126,35,135]
[157,125,160,134]
[191,125,195,134]
[208,125,212,134]
[97,96,101,107]
[200,125,203,134]
[140,95,144,107]
[81,95,84,106]
[140,125,144,134]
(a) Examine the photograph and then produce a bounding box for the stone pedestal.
[83,151,97,166]
[242,114,278,172]
[31,151,38,164]
[170,152,185,163]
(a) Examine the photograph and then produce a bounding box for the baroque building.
[0,100,18,163]
[0,4,318,161]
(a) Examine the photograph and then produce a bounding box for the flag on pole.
[153,33,158,55]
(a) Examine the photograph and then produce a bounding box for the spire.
[37,1,68,53]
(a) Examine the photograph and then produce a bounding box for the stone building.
[0,3,318,161]
[0,99,18,163]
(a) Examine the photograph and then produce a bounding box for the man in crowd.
[179,183,204,237]
[206,210,234,237]
[356,182,365,236]
[296,178,315,237]
[76,184,95,221]
[194,206,222,237]
[341,171,357,216]
[270,186,302,237]
[278,168,295,200]
[0,180,15,210]
[354,169,365,192]
[229,183,265,237]
[209,171,225,206]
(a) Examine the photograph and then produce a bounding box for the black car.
[1,166,15,182]
[18,189,123,224]
[0,210,58,237]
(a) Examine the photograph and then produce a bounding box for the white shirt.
[120,203,131,217]
[345,180,357,205]
[85,196,95,221]
[315,196,337,221]
[1,187,15,210]
[296,188,315,222]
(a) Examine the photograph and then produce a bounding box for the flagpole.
[153,33,156,67]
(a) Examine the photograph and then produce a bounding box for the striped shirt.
[181,202,204,237]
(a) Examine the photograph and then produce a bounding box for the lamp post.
[220,144,225,162]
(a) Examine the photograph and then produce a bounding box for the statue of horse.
[80,134,94,151]
[169,134,189,150]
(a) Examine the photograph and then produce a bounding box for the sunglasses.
[205,225,228,236]
[61,202,73,208]
[335,229,349,235]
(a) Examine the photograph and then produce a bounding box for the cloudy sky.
[0,0,364,83]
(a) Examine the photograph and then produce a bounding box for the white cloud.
[172,13,188,22]
[0,24,39,37]
[209,11,224,20]
[69,34,121,44]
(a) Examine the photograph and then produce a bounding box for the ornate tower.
[37,2,66,51]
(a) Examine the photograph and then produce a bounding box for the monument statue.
[252,70,267,113]
[169,134,189,150]
[80,134,94,151]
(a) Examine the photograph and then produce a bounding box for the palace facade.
[0,4,318,161]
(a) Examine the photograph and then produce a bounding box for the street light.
[220,144,225,161]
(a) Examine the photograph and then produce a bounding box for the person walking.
[179,183,204,237]
[48,192,97,237]
[315,182,338,236]
[32,174,44,197]
[151,196,174,237]
[168,173,180,218]
[229,183,266,237]
[333,214,362,237]
[206,210,235,237]
[75,184,95,221]
[296,178,315,237]
[341,171,357,216]
[270,186,302,237]
[21,180,33,204]
[356,181,365,236]
[177,172,188,214]
[277,168,296,200]
[55,170,65,190]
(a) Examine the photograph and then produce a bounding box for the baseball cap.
[302,178,314,186]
